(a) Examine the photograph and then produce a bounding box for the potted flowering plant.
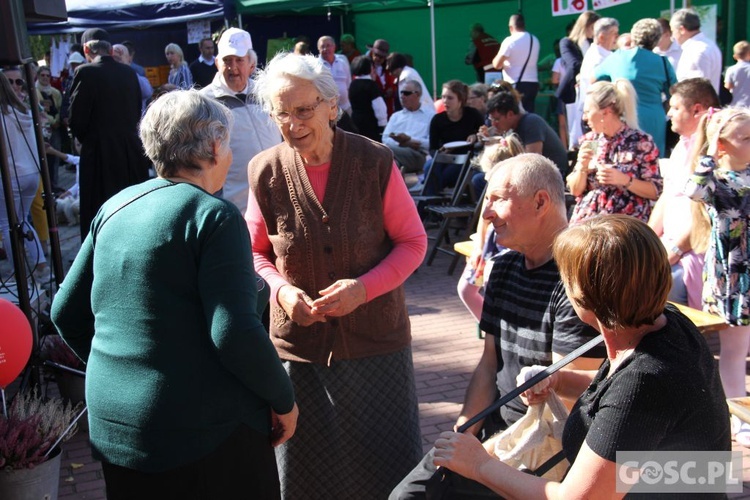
[0,388,82,499]
[40,335,86,408]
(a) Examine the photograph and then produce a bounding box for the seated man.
[382,79,434,175]
[390,153,605,500]
[649,78,719,309]
[484,92,569,177]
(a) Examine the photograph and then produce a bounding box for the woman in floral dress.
[567,79,662,225]
[685,106,750,447]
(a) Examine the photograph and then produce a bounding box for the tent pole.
[430,0,437,100]
[238,13,243,29]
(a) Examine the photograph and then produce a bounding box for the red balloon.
[0,299,32,389]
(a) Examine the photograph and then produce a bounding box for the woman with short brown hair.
[433,215,730,499]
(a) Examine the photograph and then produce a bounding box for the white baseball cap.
[68,52,86,65]
[218,28,253,58]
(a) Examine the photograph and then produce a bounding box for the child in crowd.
[457,134,524,322]
[45,141,80,226]
[684,107,750,447]
[724,41,750,108]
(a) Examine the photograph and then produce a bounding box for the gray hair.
[253,52,340,118]
[670,8,701,32]
[594,17,619,39]
[317,35,335,47]
[504,153,566,209]
[248,49,258,66]
[469,83,489,100]
[631,19,662,50]
[402,79,422,94]
[139,90,233,178]
[85,40,112,56]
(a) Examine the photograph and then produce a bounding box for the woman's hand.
[595,166,630,187]
[311,279,366,317]
[516,365,555,405]
[270,402,299,447]
[278,285,326,326]
[433,431,492,481]
[576,145,596,171]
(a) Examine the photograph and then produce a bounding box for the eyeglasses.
[272,98,324,123]
[400,90,418,96]
[8,78,24,86]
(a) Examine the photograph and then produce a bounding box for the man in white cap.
[201,27,281,215]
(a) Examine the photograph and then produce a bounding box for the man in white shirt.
[670,8,723,93]
[570,17,619,148]
[318,36,352,114]
[386,53,434,112]
[653,18,682,70]
[382,80,434,175]
[649,78,719,308]
[201,28,281,215]
[492,14,539,113]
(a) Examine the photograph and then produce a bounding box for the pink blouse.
[246,162,427,304]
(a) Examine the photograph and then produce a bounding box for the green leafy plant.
[0,388,81,470]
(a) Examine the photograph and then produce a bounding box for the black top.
[516,113,570,177]
[429,106,485,153]
[349,78,383,142]
[189,59,218,89]
[69,55,149,239]
[557,37,583,104]
[563,306,730,468]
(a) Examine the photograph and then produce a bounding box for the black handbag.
[424,335,604,500]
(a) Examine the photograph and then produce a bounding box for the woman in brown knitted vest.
[248,53,428,499]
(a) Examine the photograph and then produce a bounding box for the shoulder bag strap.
[516,33,534,84]
[456,333,604,433]
[92,182,174,247]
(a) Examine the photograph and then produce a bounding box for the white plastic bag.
[488,392,570,482]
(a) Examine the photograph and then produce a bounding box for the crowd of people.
[1,5,749,498]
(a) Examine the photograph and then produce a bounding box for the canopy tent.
[27,0,228,34]
[236,0,522,98]
[236,0,739,99]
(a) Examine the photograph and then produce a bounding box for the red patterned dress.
[570,126,662,225]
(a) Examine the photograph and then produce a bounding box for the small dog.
[55,195,79,226]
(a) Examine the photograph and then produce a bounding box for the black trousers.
[515,81,539,114]
[101,424,280,500]
[389,412,507,500]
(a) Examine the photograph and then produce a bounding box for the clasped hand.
[595,166,629,187]
[277,279,366,326]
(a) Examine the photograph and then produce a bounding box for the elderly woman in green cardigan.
[52,90,297,500]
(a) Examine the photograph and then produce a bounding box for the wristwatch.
[624,176,634,189]
[670,245,684,257]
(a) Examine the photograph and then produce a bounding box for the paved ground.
[4,166,750,498]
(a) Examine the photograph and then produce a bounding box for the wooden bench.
[453,239,729,336]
